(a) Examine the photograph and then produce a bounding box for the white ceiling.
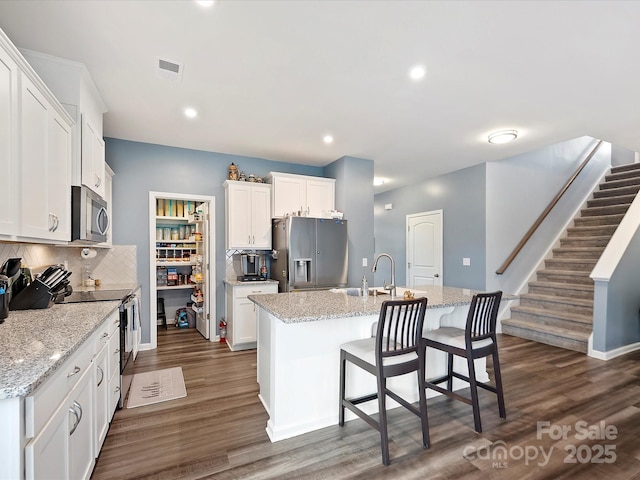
[1,0,639,192]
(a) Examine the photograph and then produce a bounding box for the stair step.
[587,194,636,208]
[560,235,611,247]
[519,293,593,316]
[511,305,592,328]
[581,203,631,217]
[544,258,597,272]
[593,184,640,199]
[605,168,640,183]
[552,246,604,259]
[610,163,640,175]
[528,281,594,300]
[566,225,617,237]
[502,318,589,353]
[574,214,624,227]
[599,176,640,190]
[536,269,593,285]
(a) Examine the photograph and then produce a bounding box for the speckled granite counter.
[223,279,279,287]
[249,286,516,324]
[0,281,140,399]
[0,301,120,399]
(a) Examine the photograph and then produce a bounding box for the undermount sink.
[331,287,425,297]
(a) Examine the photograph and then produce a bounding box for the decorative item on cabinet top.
[227,163,262,183]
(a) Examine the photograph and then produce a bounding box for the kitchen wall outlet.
[384,203,393,210]
[362,258,368,267]
[463,257,470,266]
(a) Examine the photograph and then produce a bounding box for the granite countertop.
[223,279,279,286]
[248,286,517,324]
[0,283,140,400]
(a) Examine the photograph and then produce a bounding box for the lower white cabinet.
[226,283,277,351]
[24,309,120,480]
[25,361,93,480]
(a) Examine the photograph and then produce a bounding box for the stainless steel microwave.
[71,186,109,243]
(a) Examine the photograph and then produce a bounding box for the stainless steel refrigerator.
[271,217,348,292]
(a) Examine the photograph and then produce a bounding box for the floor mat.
[126,366,186,408]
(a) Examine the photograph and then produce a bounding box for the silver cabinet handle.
[73,401,83,424]
[97,365,104,387]
[114,386,120,393]
[114,318,120,325]
[69,406,80,435]
[101,332,109,339]
[53,214,59,232]
[67,366,81,378]
[114,348,120,354]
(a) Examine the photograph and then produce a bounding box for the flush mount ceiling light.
[323,135,334,144]
[409,64,426,81]
[195,0,216,7]
[373,177,386,186]
[488,129,518,144]
[184,107,198,119]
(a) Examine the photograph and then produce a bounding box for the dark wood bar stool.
[339,297,429,465]
[422,291,505,433]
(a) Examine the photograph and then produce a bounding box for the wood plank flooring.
[91,328,640,479]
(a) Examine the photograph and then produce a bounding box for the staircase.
[502,163,640,353]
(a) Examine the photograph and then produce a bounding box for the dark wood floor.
[91,327,640,479]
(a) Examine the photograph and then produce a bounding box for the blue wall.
[373,163,487,290]
[106,138,323,344]
[325,156,374,287]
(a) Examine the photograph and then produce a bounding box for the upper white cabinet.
[268,172,335,218]
[81,115,106,198]
[0,29,74,243]
[224,181,272,250]
[0,42,18,236]
[20,49,107,199]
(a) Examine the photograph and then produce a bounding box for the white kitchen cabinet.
[0,29,73,243]
[25,331,96,480]
[225,283,277,351]
[268,172,335,218]
[224,181,272,249]
[93,346,108,457]
[20,49,107,199]
[19,72,72,241]
[81,115,106,198]
[0,41,18,237]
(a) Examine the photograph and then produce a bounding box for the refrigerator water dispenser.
[294,259,311,284]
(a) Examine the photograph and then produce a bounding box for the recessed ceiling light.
[184,107,198,119]
[373,177,386,186]
[323,135,334,144]
[409,65,426,81]
[195,0,216,7]
[488,129,518,144]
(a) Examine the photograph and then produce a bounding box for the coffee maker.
[238,253,262,282]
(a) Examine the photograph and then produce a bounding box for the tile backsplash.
[0,243,137,287]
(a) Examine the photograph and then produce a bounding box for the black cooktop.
[63,289,132,303]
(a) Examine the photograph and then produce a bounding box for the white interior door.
[406,210,443,287]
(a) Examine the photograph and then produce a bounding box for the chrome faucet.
[371,253,396,298]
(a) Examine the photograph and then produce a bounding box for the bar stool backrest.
[375,297,428,361]
[466,291,502,344]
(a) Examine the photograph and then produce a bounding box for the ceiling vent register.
[156,57,183,82]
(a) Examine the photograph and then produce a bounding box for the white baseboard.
[589,341,640,360]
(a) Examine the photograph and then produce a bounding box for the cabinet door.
[47,111,72,241]
[272,175,305,217]
[25,398,69,480]
[235,297,258,345]
[251,186,272,248]
[93,347,108,457]
[68,367,95,480]
[20,73,51,239]
[306,179,335,218]
[81,115,105,198]
[0,45,18,236]
[226,183,252,249]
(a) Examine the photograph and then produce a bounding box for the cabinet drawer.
[25,337,95,439]
[93,311,119,354]
[233,285,277,299]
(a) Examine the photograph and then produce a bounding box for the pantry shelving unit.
[149,191,216,348]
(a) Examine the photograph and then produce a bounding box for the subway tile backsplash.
[0,243,137,287]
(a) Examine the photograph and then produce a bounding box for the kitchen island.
[249,286,516,442]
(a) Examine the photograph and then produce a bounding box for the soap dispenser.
[361,275,368,296]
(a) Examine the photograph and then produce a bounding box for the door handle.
[434,273,440,278]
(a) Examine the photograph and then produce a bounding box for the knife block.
[9,279,54,310]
